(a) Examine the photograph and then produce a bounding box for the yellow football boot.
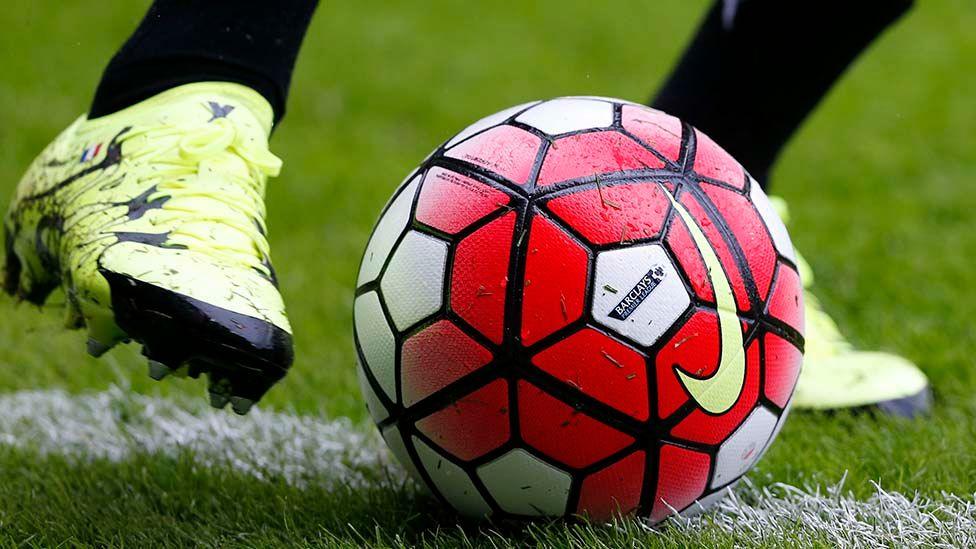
[3,82,292,414]
[771,197,931,416]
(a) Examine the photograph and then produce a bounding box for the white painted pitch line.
[0,386,394,488]
[0,387,974,547]
[673,477,976,548]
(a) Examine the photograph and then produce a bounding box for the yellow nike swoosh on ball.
[662,187,745,414]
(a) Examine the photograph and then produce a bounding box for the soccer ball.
[354,97,804,522]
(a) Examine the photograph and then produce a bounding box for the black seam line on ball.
[696,174,747,194]
[418,426,511,472]
[612,102,624,128]
[413,196,523,248]
[758,393,787,416]
[514,364,645,437]
[385,307,502,394]
[531,169,683,199]
[367,175,429,376]
[428,156,531,198]
[503,184,535,446]
[352,168,423,281]
[679,175,766,318]
[438,100,543,156]
[409,426,510,517]
[759,262,806,351]
[758,314,805,352]
[353,331,397,415]
[515,206,597,348]
[370,200,532,422]
[678,121,697,173]
[399,423,487,516]
[354,196,528,300]
[776,253,800,277]
[354,175,425,298]
[424,158,527,202]
[510,121,610,143]
[616,125,683,173]
[375,359,503,431]
[536,201,674,256]
[523,128,551,194]
[634,441,661,518]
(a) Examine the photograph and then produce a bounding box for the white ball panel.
[515,98,614,135]
[413,436,492,517]
[380,231,448,331]
[681,485,735,518]
[757,402,791,462]
[476,449,572,516]
[592,244,691,347]
[356,359,389,423]
[357,175,422,287]
[381,425,424,483]
[354,291,397,401]
[711,406,778,488]
[749,178,796,263]
[400,166,420,186]
[445,101,541,148]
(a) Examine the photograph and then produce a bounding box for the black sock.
[651,0,913,187]
[89,0,319,125]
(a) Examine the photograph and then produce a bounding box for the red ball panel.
[655,311,722,420]
[444,125,541,185]
[451,212,516,344]
[518,380,634,469]
[416,168,511,235]
[532,328,649,421]
[520,215,589,346]
[702,183,777,301]
[669,338,761,445]
[415,378,510,461]
[575,450,645,521]
[676,192,752,313]
[650,444,710,523]
[536,131,665,187]
[545,182,670,245]
[766,262,805,334]
[693,129,745,189]
[401,320,494,406]
[621,105,682,163]
[764,332,803,408]
[665,213,715,304]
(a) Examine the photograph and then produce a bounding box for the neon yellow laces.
[115,117,282,275]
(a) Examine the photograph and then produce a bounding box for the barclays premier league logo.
[608,265,667,321]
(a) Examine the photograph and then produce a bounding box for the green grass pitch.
[0,0,974,546]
